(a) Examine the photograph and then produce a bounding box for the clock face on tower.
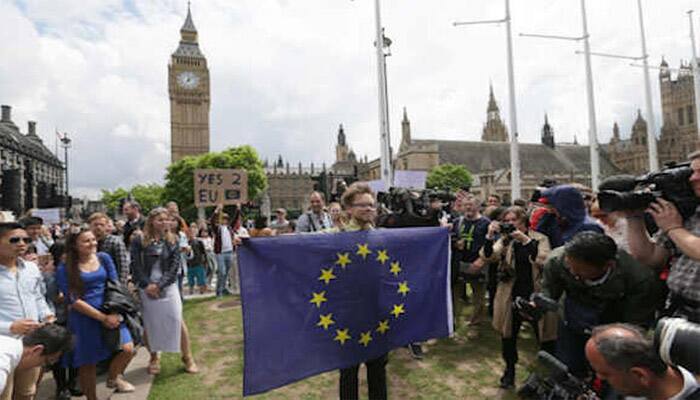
[177,71,200,89]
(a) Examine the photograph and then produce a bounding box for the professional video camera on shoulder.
[376,187,450,227]
[598,161,699,219]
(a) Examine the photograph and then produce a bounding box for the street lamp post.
[59,132,71,209]
[521,0,601,189]
[454,0,521,200]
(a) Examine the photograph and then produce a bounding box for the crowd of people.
[1,149,699,400]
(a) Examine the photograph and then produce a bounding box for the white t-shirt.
[0,335,23,393]
[220,226,233,253]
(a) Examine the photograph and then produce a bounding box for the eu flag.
[238,226,453,396]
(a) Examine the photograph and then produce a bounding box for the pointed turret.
[173,3,204,58]
[612,122,620,141]
[487,83,499,114]
[400,106,411,149]
[335,124,349,162]
[181,2,197,33]
[631,109,648,146]
[337,124,346,146]
[541,114,555,149]
[659,56,670,82]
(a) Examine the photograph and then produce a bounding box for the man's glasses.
[8,237,32,245]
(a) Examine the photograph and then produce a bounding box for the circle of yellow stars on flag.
[309,242,411,348]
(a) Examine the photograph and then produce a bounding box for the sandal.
[147,358,161,375]
[182,356,199,374]
[106,377,135,393]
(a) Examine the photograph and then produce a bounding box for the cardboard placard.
[194,169,248,207]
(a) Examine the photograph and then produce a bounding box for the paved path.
[35,293,215,400]
[36,346,153,400]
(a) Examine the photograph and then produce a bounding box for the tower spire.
[181,2,197,33]
[487,82,498,113]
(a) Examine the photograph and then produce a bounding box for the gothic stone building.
[169,5,210,163]
[361,86,619,202]
[0,105,65,215]
[607,59,700,175]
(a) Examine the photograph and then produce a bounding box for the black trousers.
[501,311,555,367]
[339,353,388,400]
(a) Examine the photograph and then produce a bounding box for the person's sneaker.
[55,388,71,400]
[106,377,135,393]
[408,343,424,360]
[499,366,515,389]
[466,330,480,340]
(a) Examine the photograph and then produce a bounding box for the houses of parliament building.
[607,59,700,175]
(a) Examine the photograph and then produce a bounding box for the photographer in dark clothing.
[540,231,657,377]
[481,206,556,388]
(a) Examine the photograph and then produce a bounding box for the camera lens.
[655,318,700,374]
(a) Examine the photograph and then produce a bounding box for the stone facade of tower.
[607,59,700,175]
[658,59,699,164]
[606,111,651,176]
[169,5,210,163]
[335,124,349,162]
[481,85,508,142]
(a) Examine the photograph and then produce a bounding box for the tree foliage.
[100,183,165,216]
[163,145,268,221]
[425,163,473,192]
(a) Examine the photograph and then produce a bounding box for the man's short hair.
[590,323,667,376]
[22,324,73,355]
[18,216,43,228]
[0,222,24,238]
[341,183,374,209]
[123,200,141,211]
[309,191,325,201]
[88,212,109,224]
[564,231,617,266]
[488,194,501,201]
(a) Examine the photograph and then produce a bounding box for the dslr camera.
[513,293,559,321]
[597,161,699,219]
[500,222,517,236]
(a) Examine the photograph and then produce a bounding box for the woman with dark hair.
[131,207,197,375]
[55,229,135,399]
[481,206,555,389]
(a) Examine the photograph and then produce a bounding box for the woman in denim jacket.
[130,207,198,375]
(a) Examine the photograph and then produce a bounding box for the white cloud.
[1,0,698,198]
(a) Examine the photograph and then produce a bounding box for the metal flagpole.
[520,0,601,188]
[504,0,521,200]
[580,0,600,189]
[454,0,521,200]
[638,0,659,171]
[374,0,393,189]
[688,11,700,140]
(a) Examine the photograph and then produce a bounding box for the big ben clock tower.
[169,4,210,162]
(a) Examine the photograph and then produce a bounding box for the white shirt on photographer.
[625,366,699,400]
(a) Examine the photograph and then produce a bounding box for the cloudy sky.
[1,0,698,198]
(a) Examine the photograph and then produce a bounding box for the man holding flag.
[238,182,453,397]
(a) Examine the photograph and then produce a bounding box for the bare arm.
[625,215,669,269]
[667,228,700,261]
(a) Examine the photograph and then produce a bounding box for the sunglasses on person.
[8,237,32,245]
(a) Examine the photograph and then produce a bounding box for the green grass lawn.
[148,296,538,399]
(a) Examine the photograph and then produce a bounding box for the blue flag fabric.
[238,226,453,396]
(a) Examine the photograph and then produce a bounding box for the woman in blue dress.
[56,228,135,400]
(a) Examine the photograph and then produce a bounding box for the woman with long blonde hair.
[130,207,198,375]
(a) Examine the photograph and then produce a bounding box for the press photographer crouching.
[480,206,556,389]
[539,232,657,378]
[620,151,700,322]
[584,320,700,400]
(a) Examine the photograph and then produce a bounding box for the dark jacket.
[129,236,180,291]
[540,185,603,247]
[541,246,657,328]
[102,278,143,348]
[123,215,145,247]
[210,209,237,254]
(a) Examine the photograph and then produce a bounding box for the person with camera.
[540,231,657,378]
[585,323,699,400]
[451,194,490,336]
[481,206,555,388]
[625,151,700,322]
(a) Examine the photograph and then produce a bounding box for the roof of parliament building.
[0,105,64,168]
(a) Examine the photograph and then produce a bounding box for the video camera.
[513,293,559,320]
[518,351,599,400]
[655,318,700,374]
[376,187,454,228]
[597,161,699,219]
